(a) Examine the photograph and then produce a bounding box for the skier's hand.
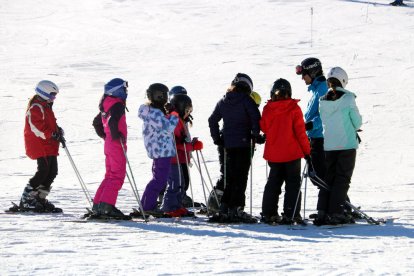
[52,132,62,141]
[213,138,224,146]
[57,126,64,137]
[305,121,313,131]
[192,140,203,151]
[253,134,266,145]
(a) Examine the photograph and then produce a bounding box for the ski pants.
[215,144,225,191]
[29,156,58,191]
[141,157,171,211]
[221,147,251,209]
[318,149,356,215]
[161,163,184,212]
[261,159,302,218]
[93,140,126,206]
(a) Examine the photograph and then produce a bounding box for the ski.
[4,201,63,214]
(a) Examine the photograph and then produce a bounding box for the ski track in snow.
[1,0,414,274]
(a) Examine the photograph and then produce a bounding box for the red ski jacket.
[24,96,59,159]
[260,99,310,163]
[172,119,193,164]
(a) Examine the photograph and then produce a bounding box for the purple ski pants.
[141,157,171,211]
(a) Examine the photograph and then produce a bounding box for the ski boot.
[206,187,223,215]
[260,213,282,225]
[92,202,131,220]
[228,207,258,224]
[18,184,44,212]
[37,186,62,213]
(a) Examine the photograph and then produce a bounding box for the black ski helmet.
[296,57,323,79]
[169,86,188,98]
[146,83,169,104]
[170,94,192,118]
[231,73,253,94]
[270,78,292,99]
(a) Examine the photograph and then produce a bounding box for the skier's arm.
[349,98,362,130]
[293,107,311,155]
[208,103,222,143]
[27,105,54,139]
[108,102,125,140]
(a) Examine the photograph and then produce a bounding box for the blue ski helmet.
[169,86,188,98]
[104,78,128,101]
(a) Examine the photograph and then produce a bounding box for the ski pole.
[291,162,308,224]
[182,138,196,217]
[249,140,254,216]
[191,154,220,211]
[307,172,384,225]
[195,150,209,212]
[199,150,219,196]
[60,137,93,208]
[120,140,147,222]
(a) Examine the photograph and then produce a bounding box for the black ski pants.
[29,156,58,191]
[318,149,356,215]
[215,144,225,191]
[221,147,251,209]
[261,159,302,218]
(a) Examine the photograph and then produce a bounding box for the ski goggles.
[106,81,128,95]
[36,87,57,101]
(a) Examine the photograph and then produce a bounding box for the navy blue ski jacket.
[208,91,261,148]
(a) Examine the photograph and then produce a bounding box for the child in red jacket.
[13,80,63,213]
[260,78,311,224]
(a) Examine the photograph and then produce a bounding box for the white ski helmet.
[35,80,59,101]
[327,67,348,88]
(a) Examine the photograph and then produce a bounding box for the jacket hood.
[265,99,300,115]
[222,91,249,105]
[320,87,356,115]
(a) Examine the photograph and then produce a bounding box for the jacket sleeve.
[92,112,105,139]
[293,107,311,155]
[260,104,269,134]
[108,102,125,140]
[208,102,222,143]
[245,97,261,137]
[174,120,193,152]
[349,97,362,130]
[27,104,55,140]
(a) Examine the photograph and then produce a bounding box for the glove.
[213,138,224,146]
[165,103,175,114]
[304,155,316,177]
[305,121,313,131]
[52,132,61,141]
[57,126,64,137]
[254,134,266,145]
[193,140,203,151]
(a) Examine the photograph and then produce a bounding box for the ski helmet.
[170,94,192,118]
[169,86,188,99]
[250,91,262,106]
[296,57,323,79]
[104,78,128,101]
[231,73,253,94]
[270,78,292,99]
[146,83,169,104]
[35,80,59,101]
[327,67,348,88]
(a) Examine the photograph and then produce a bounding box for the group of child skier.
[13,57,362,226]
